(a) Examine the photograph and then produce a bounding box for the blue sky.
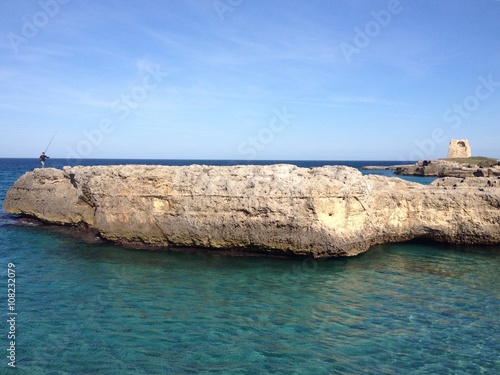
[1,0,499,161]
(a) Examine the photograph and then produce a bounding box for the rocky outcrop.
[394,159,500,178]
[362,158,500,178]
[3,164,500,257]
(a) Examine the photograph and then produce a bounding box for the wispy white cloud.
[328,95,400,106]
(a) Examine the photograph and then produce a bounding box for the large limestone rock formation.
[3,164,500,257]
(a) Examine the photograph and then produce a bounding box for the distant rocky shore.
[363,157,500,178]
[3,164,500,258]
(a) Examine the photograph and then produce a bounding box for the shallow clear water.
[1,159,498,374]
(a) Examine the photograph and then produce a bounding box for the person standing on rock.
[39,152,49,168]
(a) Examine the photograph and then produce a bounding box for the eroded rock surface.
[394,159,500,178]
[3,164,500,257]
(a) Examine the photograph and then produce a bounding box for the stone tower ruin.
[447,139,471,158]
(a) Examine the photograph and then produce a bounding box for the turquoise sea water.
[1,159,498,374]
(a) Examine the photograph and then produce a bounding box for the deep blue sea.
[1,159,498,374]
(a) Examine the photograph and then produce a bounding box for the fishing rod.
[44,131,57,153]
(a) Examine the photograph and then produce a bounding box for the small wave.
[0,213,40,227]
